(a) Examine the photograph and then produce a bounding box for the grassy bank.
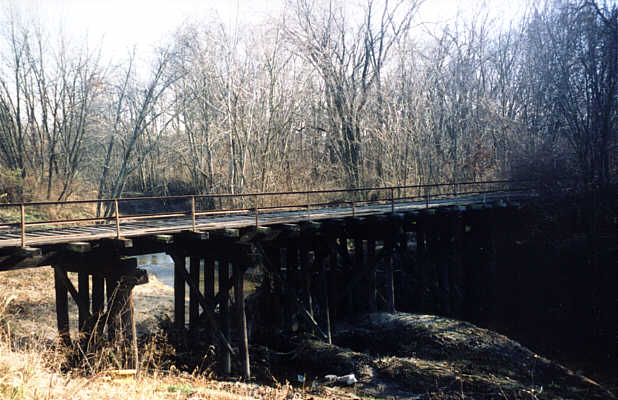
[0,268,339,400]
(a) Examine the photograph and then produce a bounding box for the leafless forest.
[0,0,616,206]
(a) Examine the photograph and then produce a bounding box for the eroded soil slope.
[284,313,615,399]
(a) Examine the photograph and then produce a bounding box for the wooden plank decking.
[0,193,520,248]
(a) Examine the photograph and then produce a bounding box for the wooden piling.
[316,243,332,344]
[286,242,299,330]
[234,263,251,379]
[266,247,283,328]
[367,239,377,312]
[437,214,451,316]
[299,243,314,319]
[354,238,364,312]
[415,214,427,311]
[92,276,105,337]
[449,208,465,316]
[54,266,71,347]
[218,260,231,375]
[78,272,90,336]
[189,256,200,329]
[384,236,396,313]
[118,274,138,369]
[204,257,215,323]
[105,274,121,341]
[326,237,339,323]
[322,271,332,345]
[174,254,186,330]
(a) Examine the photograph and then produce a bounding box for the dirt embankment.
[262,313,616,400]
[2,267,615,400]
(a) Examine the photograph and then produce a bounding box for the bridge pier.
[51,244,147,370]
[167,230,253,379]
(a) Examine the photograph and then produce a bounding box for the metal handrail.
[0,180,534,247]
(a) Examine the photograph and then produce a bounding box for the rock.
[337,374,357,385]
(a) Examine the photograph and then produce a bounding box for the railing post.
[191,196,197,232]
[114,199,121,239]
[425,187,430,209]
[306,192,311,221]
[20,203,25,247]
[454,182,459,204]
[254,195,259,228]
[352,201,356,217]
[391,187,395,213]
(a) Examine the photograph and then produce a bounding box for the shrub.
[0,167,23,203]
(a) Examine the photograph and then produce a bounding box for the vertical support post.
[189,257,200,329]
[352,201,356,217]
[78,272,90,337]
[437,215,451,316]
[306,193,311,221]
[299,244,313,319]
[254,195,259,228]
[234,263,250,380]
[286,242,299,330]
[218,260,231,375]
[322,236,336,325]
[54,266,71,346]
[367,239,377,312]
[354,238,364,312]
[314,241,331,344]
[454,182,459,202]
[391,187,395,213]
[337,236,350,318]
[191,196,196,231]
[425,187,430,209]
[485,207,498,322]
[92,276,105,338]
[450,209,465,316]
[204,258,215,314]
[118,274,138,371]
[20,204,25,247]
[415,213,427,312]
[105,275,121,341]
[385,236,396,313]
[266,247,283,329]
[322,269,332,345]
[114,199,121,239]
[173,255,186,330]
[204,257,216,345]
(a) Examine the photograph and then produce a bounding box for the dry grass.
[0,268,333,400]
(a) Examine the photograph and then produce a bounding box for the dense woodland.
[0,0,616,207]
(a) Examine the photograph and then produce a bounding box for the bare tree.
[284,0,422,188]
[0,5,29,195]
[519,0,617,189]
[95,45,179,215]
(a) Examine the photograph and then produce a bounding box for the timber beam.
[0,246,54,271]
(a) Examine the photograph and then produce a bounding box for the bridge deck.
[0,195,509,248]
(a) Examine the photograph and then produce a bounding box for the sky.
[4,0,529,65]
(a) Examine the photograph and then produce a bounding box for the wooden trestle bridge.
[0,181,531,378]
